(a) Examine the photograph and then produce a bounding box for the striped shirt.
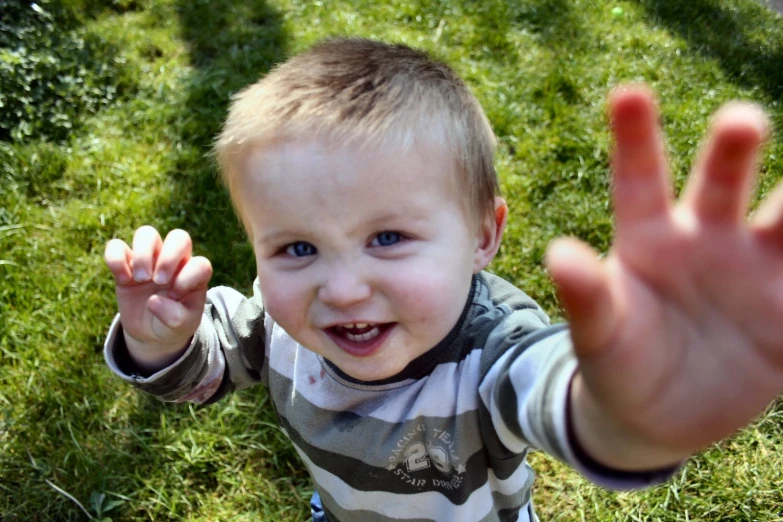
[105,272,673,521]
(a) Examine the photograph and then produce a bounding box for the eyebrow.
[256,230,294,246]
[364,211,427,227]
[255,210,430,247]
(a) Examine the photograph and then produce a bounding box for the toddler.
[104,38,783,522]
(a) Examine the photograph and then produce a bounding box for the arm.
[103,226,267,404]
[478,317,677,490]
[104,282,268,403]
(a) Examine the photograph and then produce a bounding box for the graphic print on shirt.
[386,423,466,491]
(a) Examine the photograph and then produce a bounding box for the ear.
[473,197,508,273]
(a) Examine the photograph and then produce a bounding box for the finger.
[545,237,617,358]
[682,102,768,225]
[752,180,783,250]
[104,239,133,285]
[131,226,163,282]
[167,256,213,300]
[153,229,193,285]
[609,86,672,228]
[147,294,194,332]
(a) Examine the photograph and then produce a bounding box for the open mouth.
[325,322,395,357]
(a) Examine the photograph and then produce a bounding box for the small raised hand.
[104,226,213,371]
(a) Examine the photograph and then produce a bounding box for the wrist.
[123,330,191,374]
[569,372,687,471]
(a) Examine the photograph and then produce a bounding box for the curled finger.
[153,229,193,285]
[167,256,213,300]
[131,226,163,283]
[147,294,192,332]
[104,238,133,285]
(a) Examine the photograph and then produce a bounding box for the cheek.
[258,275,309,328]
[390,265,470,325]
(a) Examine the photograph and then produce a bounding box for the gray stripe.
[496,506,524,522]
[479,311,552,378]
[317,486,437,522]
[283,408,537,507]
[207,287,266,388]
[217,296,265,377]
[133,339,210,401]
[488,325,569,447]
[314,470,534,522]
[476,399,528,477]
[486,465,534,518]
[525,338,573,461]
[267,347,487,429]
[481,272,550,320]
[269,361,516,469]
[477,399,515,462]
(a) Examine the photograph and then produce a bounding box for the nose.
[317,263,372,309]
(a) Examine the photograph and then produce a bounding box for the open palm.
[547,87,783,468]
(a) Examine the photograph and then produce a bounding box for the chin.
[339,360,404,382]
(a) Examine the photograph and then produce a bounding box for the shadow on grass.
[636,0,783,100]
[93,1,305,519]
[156,0,290,289]
[129,0,307,517]
[506,0,583,48]
[449,0,582,61]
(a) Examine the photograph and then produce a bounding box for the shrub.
[0,0,135,142]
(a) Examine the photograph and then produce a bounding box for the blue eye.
[285,241,317,257]
[372,231,402,247]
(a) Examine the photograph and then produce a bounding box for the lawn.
[1,0,783,520]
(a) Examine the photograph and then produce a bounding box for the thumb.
[545,237,617,358]
[147,293,201,338]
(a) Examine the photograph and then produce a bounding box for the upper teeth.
[345,323,368,329]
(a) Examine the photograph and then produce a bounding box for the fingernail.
[167,290,180,300]
[153,272,168,285]
[134,269,149,282]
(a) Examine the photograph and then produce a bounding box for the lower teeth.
[345,326,380,342]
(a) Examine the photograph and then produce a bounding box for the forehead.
[259,133,453,178]
[237,135,463,215]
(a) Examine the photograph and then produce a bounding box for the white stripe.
[512,331,574,457]
[372,349,483,421]
[104,315,134,379]
[268,322,484,422]
[478,346,527,453]
[488,460,535,498]
[263,314,275,359]
[292,442,532,521]
[478,330,572,455]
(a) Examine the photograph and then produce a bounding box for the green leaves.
[0,0,134,142]
[90,490,125,519]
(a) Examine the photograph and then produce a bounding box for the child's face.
[236,136,499,381]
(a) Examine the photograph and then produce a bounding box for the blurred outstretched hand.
[546,86,783,469]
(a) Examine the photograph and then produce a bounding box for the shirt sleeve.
[103,281,269,404]
[478,316,679,490]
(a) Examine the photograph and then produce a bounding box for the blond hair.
[216,38,498,230]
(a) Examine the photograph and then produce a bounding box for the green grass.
[2,0,783,520]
